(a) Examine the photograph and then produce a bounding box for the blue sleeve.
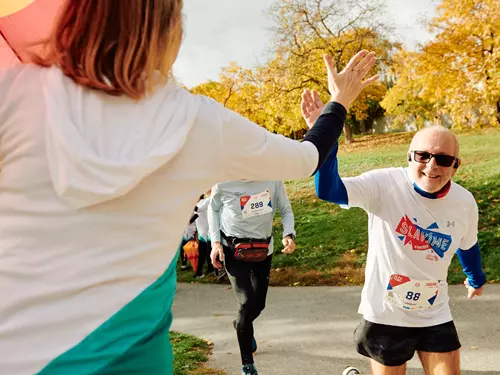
[303,102,346,174]
[456,242,486,289]
[314,142,348,205]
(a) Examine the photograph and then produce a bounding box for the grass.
[178,129,500,286]
[171,331,226,375]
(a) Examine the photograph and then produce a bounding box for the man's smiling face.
[408,127,460,193]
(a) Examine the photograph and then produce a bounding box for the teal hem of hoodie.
[36,253,178,375]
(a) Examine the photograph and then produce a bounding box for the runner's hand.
[210,242,224,269]
[301,51,379,127]
[464,278,484,299]
[301,89,325,129]
[282,236,296,254]
[325,51,379,110]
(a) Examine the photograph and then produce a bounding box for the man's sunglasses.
[409,151,459,168]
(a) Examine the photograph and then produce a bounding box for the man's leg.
[418,351,460,375]
[250,254,273,320]
[246,254,273,354]
[370,360,407,375]
[416,320,462,375]
[351,318,418,375]
[195,239,207,277]
[224,246,257,366]
[206,240,214,273]
[179,239,188,269]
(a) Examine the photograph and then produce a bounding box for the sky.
[174,0,441,88]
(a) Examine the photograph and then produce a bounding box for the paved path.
[172,283,500,375]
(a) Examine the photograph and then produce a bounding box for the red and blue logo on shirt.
[240,196,250,211]
[395,215,452,258]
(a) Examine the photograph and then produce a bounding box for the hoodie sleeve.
[208,99,345,182]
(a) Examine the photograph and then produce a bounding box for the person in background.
[194,190,214,278]
[179,209,199,270]
[209,180,297,375]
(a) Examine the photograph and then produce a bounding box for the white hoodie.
[0,65,318,374]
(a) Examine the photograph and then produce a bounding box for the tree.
[382,0,500,129]
[190,63,266,126]
[261,0,396,142]
[380,50,437,129]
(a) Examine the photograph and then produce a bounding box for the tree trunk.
[359,119,366,134]
[344,123,353,144]
[497,100,500,124]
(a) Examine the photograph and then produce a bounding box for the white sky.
[174,0,441,88]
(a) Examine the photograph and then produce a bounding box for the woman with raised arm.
[0,1,378,374]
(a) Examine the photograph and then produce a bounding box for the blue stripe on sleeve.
[314,142,348,205]
[456,242,486,289]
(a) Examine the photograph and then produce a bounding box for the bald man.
[301,90,486,375]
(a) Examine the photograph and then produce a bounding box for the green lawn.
[171,331,225,375]
[179,129,500,286]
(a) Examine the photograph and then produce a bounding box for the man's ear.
[454,158,461,169]
[408,153,412,162]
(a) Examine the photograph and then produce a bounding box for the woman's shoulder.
[0,64,44,88]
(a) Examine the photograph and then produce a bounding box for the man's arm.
[457,243,486,289]
[208,185,222,245]
[276,181,295,239]
[315,142,348,205]
[276,181,296,254]
[458,198,486,299]
[208,185,225,268]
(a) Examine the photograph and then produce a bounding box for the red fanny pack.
[232,238,269,262]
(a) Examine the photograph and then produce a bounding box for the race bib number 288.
[385,274,444,311]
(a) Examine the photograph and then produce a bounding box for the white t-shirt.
[343,167,478,327]
[195,198,210,240]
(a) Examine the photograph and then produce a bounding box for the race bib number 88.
[240,190,273,219]
[385,274,444,311]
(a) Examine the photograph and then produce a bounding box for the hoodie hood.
[41,67,200,208]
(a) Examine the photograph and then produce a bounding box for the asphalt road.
[172,283,500,375]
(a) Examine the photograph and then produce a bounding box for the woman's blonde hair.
[35,0,183,99]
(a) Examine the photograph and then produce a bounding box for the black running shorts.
[354,318,461,367]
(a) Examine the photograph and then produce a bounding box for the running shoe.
[242,364,258,375]
[342,366,361,375]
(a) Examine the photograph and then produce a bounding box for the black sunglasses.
[409,151,458,168]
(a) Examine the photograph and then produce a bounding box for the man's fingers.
[210,252,219,268]
[344,50,369,72]
[323,54,337,78]
[311,90,321,108]
[467,286,483,299]
[361,74,380,89]
[301,89,313,114]
[468,289,474,299]
[352,51,376,73]
[300,96,308,116]
[303,89,312,102]
[358,56,377,79]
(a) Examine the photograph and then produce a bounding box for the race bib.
[385,274,444,311]
[240,190,273,219]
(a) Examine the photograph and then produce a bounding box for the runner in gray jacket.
[209,180,296,375]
